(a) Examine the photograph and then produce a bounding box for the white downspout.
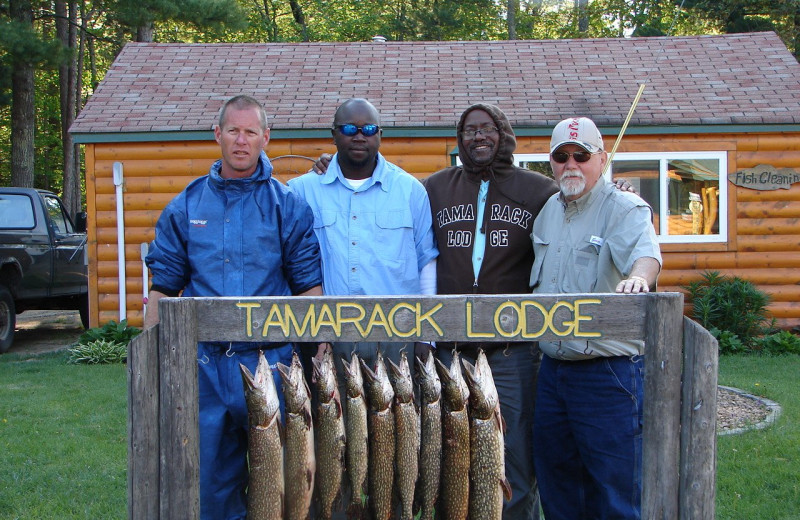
[113,162,127,321]
[141,242,149,321]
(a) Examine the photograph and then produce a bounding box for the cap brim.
[550,140,601,154]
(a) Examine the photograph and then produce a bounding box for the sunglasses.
[551,150,598,164]
[335,124,380,137]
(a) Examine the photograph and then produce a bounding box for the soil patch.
[5,310,84,356]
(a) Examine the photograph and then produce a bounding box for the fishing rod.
[601,0,688,176]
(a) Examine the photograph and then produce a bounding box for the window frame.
[512,151,729,245]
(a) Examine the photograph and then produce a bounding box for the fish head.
[388,351,414,403]
[461,349,499,418]
[416,353,441,404]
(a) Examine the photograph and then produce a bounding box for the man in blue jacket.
[144,95,322,520]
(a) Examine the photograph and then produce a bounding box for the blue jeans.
[197,342,293,520]
[533,354,644,520]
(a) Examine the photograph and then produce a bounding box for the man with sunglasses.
[288,97,438,386]
[529,116,661,520]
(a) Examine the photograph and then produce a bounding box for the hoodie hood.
[456,103,517,180]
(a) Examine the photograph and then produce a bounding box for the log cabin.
[71,32,800,329]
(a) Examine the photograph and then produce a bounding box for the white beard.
[559,169,586,198]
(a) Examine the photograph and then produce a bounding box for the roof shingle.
[71,32,800,135]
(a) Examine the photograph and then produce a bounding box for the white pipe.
[113,161,127,321]
[141,242,149,321]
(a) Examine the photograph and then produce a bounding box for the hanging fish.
[434,351,470,520]
[342,352,369,517]
[239,350,284,520]
[388,351,419,520]
[360,351,395,520]
[415,353,442,520]
[462,349,511,520]
[311,349,346,520]
[277,352,315,520]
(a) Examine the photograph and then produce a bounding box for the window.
[0,194,36,229]
[513,151,728,244]
[44,195,73,234]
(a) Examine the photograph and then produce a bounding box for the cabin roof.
[71,31,800,139]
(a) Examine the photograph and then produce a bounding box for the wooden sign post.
[127,292,717,520]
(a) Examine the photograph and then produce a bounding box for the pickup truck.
[0,187,89,352]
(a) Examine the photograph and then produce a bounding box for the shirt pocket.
[529,234,549,289]
[374,209,414,262]
[312,210,339,256]
[564,234,600,293]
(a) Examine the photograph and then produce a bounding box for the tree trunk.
[10,0,36,188]
[507,0,518,40]
[137,21,154,42]
[287,0,308,41]
[577,0,589,34]
[57,0,81,216]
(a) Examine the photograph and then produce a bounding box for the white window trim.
[512,152,728,244]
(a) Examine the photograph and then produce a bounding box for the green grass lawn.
[716,354,800,520]
[0,351,127,519]
[0,350,797,519]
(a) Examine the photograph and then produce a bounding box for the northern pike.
[342,352,369,516]
[277,352,315,520]
[434,351,470,520]
[415,353,442,520]
[388,352,419,520]
[462,349,511,520]
[360,351,395,520]
[239,351,284,520]
[312,349,346,520]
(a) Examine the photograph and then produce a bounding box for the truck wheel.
[0,285,15,353]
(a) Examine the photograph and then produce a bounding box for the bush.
[77,319,141,346]
[67,339,128,364]
[752,330,800,355]
[684,271,774,354]
[68,320,141,364]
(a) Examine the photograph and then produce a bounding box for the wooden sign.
[729,164,800,190]
[177,293,660,343]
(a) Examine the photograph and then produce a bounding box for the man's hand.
[613,177,637,194]
[311,153,333,175]
[314,342,331,361]
[615,275,650,294]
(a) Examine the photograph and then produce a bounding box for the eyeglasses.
[551,150,599,164]
[462,126,498,139]
[335,124,380,137]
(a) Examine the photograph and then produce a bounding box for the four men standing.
[145,94,660,520]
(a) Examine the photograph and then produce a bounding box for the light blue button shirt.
[288,153,438,296]
[472,180,489,279]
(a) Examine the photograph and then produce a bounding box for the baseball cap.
[550,117,604,153]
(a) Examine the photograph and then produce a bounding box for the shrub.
[67,339,127,364]
[709,327,746,355]
[752,330,800,355]
[77,319,141,346]
[68,320,141,364]
[684,271,774,353]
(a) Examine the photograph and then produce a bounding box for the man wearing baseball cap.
[530,116,662,519]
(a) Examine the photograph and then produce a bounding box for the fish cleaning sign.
[729,164,800,190]
[188,294,652,343]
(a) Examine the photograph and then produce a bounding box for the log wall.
[84,130,800,329]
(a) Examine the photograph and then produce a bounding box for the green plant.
[77,319,141,346]
[67,339,127,364]
[684,271,774,352]
[752,330,800,355]
[709,327,746,355]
